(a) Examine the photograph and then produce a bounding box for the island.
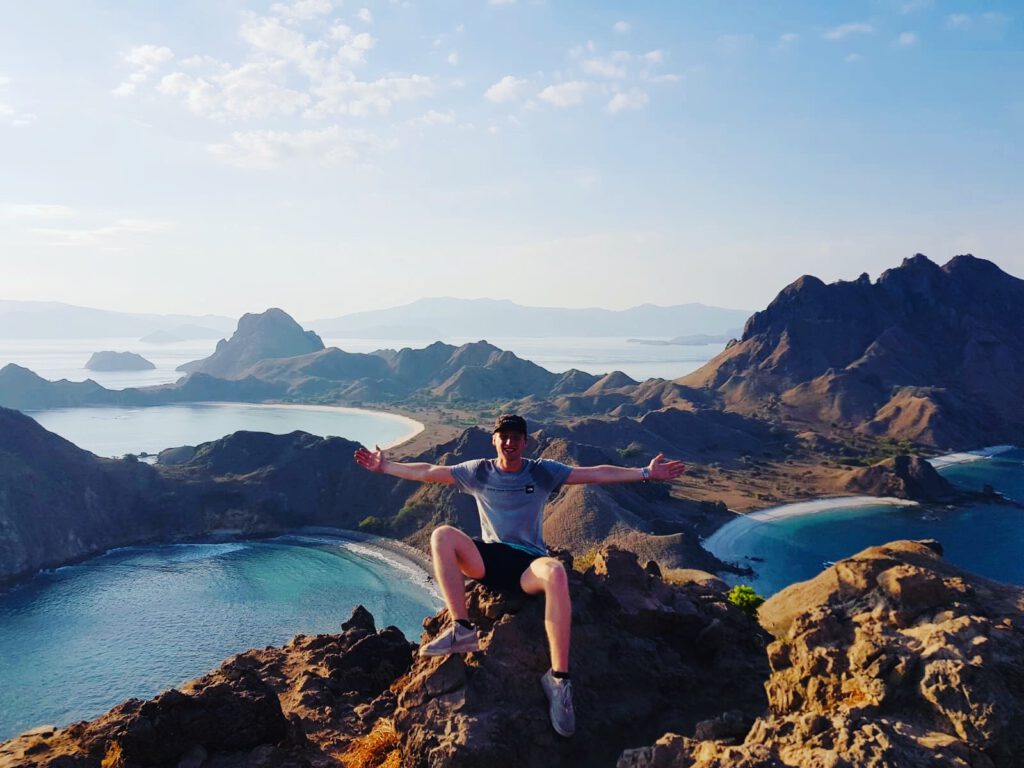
[84,351,156,371]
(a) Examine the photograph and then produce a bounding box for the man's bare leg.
[521,557,571,672]
[429,525,485,621]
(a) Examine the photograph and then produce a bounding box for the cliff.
[620,539,1024,767]
[678,254,1024,449]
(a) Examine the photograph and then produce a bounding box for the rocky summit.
[679,254,1024,449]
[0,546,770,768]
[619,539,1024,768]
[177,308,325,378]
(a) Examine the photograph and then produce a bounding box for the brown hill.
[679,254,1024,449]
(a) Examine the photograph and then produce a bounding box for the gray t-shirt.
[450,458,573,556]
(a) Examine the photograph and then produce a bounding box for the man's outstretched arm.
[564,453,686,485]
[353,445,455,484]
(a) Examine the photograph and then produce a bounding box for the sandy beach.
[926,445,1016,469]
[296,526,441,603]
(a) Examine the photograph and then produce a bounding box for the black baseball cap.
[492,414,528,435]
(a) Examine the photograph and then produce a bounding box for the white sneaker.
[419,622,480,657]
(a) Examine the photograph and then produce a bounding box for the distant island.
[140,324,225,343]
[84,351,155,371]
[627,331,741,346]
[308,297,751,339]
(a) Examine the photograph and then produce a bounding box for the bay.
[706,449,1024,596]
[26,402,422,457]
[0,535,441,742]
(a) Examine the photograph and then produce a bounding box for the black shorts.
[472,539,545,594]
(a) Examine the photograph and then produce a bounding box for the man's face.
[493,429,527,461]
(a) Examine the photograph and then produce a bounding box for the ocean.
[0,536,441,742]
[705,449,1024,596]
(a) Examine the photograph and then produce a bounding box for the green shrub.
[358,516,386,533]
[727,585,765,618]
[617,441,644,460]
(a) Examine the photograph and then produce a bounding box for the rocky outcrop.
[679,254,1024,449]
[84,351,155,371]
[834,454,957,502]
[2,548,770,768]
[178,308,325,377]
[619,540,1024,767]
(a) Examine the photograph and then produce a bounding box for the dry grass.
[341,720,401,768]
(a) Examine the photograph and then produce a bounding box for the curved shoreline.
[188,401,425,449]
[703,443,1021,575]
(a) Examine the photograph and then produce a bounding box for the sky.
[0,0,1021,319]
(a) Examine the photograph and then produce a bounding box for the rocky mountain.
[678,254,1024,449]
[0,407,404,584]
[1,547,770,768]
[621,539,1024,767]
[84,351,155,371]
[309,297,752,339]
[178,308,325,377]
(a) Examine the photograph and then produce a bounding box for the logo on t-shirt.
[525,484,535,494]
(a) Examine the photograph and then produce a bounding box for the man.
[353,413,686,737]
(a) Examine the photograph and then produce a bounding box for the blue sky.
[0,1,1020,318]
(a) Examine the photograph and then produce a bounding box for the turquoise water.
[708,449,1024,595]
[27,402,420,457]
[0,536,440,741]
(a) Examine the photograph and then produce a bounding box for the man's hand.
[354,445,387,473]
[647,453,686,481]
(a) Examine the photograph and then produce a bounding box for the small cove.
[0,534,441,741]
[705,448,1024,595]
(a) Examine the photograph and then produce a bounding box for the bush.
[727,585,765,618]
[357,516,387,533]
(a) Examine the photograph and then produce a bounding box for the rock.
[84,351,155,371]
[834,454,956,501]
[623,539,1024,767]
[177,308,324,378]
[157,445,196,465]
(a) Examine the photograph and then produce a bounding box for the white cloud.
[896,31,918,46]
[113,44,175,96]
[581,52,629,79]
[208,126,387,169]
[32,218,172,247]
[489,0,516,5]
[447,51,459,65]
[643,50,664,64]
[613,21,631,34]
[824,22,875,41]
[270,0,333,22]
[356,8,374,24]
[946,12,1009,30]
[607,89,648,113]
[411,109,455,126]
[538,81,589,108]
[1,204,79,220]
[485,75,529,103]
[778,32,799,46]
[846,53,863,63]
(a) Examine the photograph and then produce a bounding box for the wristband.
[640,467,650,482]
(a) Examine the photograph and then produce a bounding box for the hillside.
[677,254,1024,449]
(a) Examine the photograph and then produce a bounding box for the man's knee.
[538,558,568,590]
[430,524,460,551]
